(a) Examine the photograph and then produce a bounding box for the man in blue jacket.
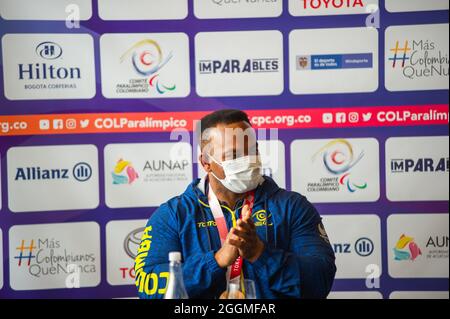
[135,109,336,299]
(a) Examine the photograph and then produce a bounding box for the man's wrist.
[249,240,265,263]
[214,251,225,269]
[214,249,230,269]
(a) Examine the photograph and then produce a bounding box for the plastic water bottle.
[164,252,189,299]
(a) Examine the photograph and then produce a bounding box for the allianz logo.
[332,237,374,257]
[14,162,93,182]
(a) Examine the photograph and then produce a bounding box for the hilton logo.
[18,41,81,80]
[36,42,63,60]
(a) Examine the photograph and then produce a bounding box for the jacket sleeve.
[134,202,226,299]
[251,195,336,299]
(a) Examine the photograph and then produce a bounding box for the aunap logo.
[105,143,193,208]
[388,214,449,278]
[112,159,139,185]
[393,234,422,261]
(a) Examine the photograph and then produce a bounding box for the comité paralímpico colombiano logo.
[112,159,139,185]
[120,39,176,95]
[394,234,422,261]
[313,139,368,193]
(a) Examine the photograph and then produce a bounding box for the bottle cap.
[169,252,182,262]
[229,283,240,292]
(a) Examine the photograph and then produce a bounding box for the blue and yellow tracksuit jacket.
[134,176,336,299]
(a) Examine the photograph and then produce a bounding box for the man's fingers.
[236,220,250,231]
[228,232,241,242]
[237,219,256,232]
[231,227,252,242]
[241,204,252,222]
[246,216,256,228]
[228,238,244,248]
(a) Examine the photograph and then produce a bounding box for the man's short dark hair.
[196,109,251,147]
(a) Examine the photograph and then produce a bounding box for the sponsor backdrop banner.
[0,0,448,299]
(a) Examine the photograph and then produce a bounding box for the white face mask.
[209,154,264,194]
